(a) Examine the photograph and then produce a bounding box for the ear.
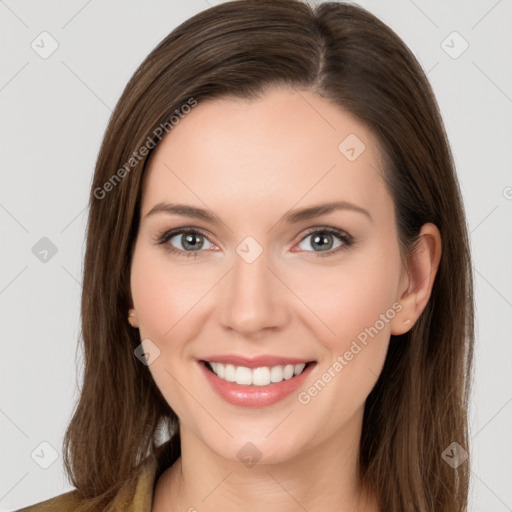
[391,223,442,335]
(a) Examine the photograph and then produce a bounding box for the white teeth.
[252,367,270,386]
[207,361,309,386]
[270,365,284,383]
[224,364,236,382]
[235,366,252,385]
[294,363,306,375]
[283,364,294,380]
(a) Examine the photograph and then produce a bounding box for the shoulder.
[15,438,177,512]
[15,489,80,511]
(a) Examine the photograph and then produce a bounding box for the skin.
[129,86,442,512]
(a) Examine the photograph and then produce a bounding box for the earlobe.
[128,308,139,328]
[391,223,442,335]
[390,316,412,336]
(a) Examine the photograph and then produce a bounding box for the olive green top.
[16,440,179,512]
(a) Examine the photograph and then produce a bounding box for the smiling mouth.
[201,360,316,387]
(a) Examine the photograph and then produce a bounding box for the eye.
[156,226,354,258]
[296,228,353,255]
[169,231,213,251]
[157,228,215,257]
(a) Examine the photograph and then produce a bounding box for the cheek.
[334,268,398,345]
[290,249,401,351]
[130,245,205,420]
[287,240,402,416]
[292,261,399,427]
[130,245,214,341]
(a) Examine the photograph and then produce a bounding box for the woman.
[18,0,474,510]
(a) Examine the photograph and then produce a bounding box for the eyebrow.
[144,200,372,224]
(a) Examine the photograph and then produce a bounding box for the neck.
[158,409,379,512]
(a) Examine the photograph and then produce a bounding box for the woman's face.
[130,86,409,464]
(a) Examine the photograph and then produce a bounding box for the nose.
[217,246,290,337]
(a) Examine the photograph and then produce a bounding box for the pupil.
[312,233,333,251]
[183,233,202,250]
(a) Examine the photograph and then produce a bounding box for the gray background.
[1,0,511,510]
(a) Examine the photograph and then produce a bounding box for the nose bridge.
[218,239,288,335]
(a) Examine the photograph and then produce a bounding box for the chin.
[202,430,312,467]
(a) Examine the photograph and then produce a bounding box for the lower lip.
[199,361,316,408]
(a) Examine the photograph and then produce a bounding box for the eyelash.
[155,226,354,258]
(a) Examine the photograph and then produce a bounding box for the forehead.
[141,87,390,220]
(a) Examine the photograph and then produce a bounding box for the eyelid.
[154,225,211,239]
[298,225,353,242]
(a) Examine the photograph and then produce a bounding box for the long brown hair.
[63,1,474,510]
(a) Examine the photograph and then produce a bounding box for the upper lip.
[200,355,315,368]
